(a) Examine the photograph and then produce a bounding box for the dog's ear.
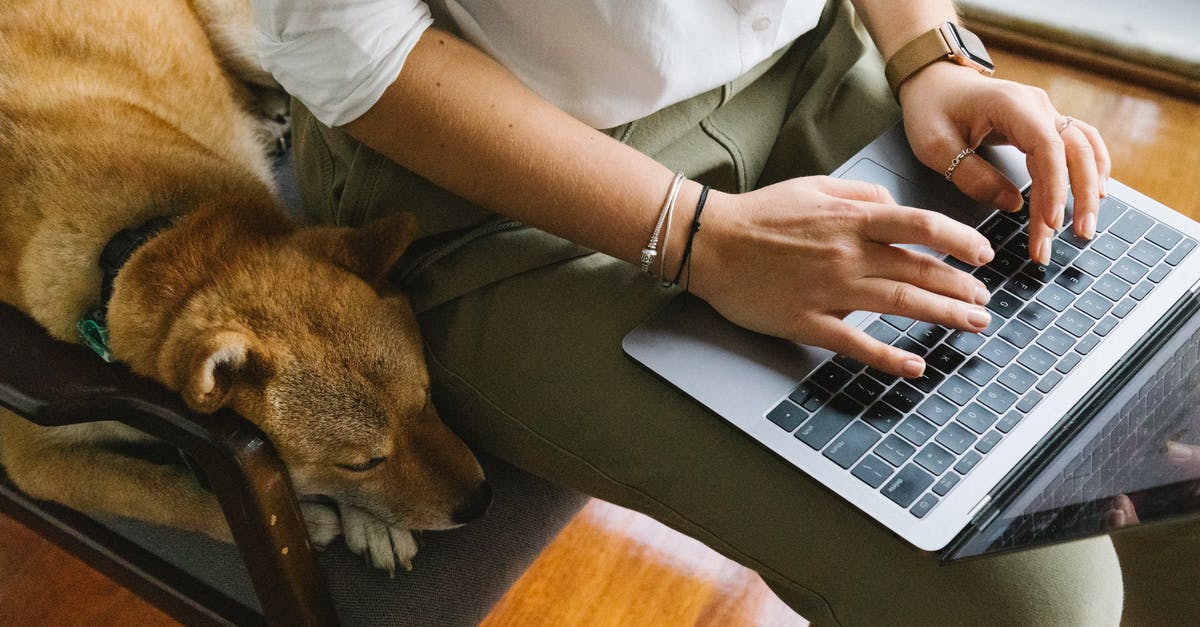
[178,330,255,413]
[294,212,418,287]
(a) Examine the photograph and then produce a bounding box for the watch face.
[944,23,996,73]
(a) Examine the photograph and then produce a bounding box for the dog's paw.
[248,85,291,157]
[339,504,417,576]
[300,502,342,548]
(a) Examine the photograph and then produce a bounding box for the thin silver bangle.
[657,177,685,284]
[640,172,686,275]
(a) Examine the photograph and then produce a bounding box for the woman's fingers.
[1060,122,1101,239]
[859,204,994,266]
[791,313,927,378]
[867,244,991,306]
[852,277,992,335]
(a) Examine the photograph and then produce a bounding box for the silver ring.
[1056,116,1075,134]
[944,147,975,181]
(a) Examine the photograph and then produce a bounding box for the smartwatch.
[885,22,995,98]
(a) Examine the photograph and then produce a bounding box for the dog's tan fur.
[0,0,488,572]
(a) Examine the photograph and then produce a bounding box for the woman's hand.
[899,62,1112,265]
[689,176,995,378]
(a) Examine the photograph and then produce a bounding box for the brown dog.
[0,0,489,573]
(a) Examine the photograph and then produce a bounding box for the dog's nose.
[451,481,493,524]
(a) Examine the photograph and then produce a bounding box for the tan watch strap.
[884,28,953,97]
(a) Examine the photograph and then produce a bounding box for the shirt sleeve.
[252,0,433,127]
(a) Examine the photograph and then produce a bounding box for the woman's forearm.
[341,27,699,273]
[849,0,958,60]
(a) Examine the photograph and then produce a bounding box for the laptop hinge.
[965,495,992,521]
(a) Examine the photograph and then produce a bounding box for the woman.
[253,1,1189,623]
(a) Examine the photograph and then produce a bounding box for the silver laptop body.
[623,123,1200,559]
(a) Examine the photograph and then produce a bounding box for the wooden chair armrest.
[0,303,337,626]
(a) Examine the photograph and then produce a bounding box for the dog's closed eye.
[338,457,387,472]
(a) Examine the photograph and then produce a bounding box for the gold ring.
[1056,116,1075,134]
[944,147,975,181]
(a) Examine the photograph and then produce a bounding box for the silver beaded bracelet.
[639,172,686,276]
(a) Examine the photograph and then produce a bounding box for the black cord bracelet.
[670,184,710,288]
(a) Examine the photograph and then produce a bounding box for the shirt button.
[752,17,772,32]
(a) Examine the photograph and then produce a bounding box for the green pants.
[292,2,1196,624]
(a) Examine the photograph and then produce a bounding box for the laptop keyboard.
[765,194,1196,519]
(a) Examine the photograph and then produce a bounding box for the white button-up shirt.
[253,1,823,129]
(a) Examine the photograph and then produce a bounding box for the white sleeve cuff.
[253,0,433,127]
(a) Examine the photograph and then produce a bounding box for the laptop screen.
[945,293,1200,560]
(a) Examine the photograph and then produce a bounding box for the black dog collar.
[77,216,175,361]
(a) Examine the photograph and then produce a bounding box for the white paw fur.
[338,504,417,575]
[301,502,342,548]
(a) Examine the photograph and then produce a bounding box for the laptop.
[623,123,1200,561]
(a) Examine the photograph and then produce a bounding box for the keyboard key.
[976,430,1003,453]
[865,368,901,387]
[959,356,1000,387]
[938,375,980,406]
[1056,308,1095,337]
[998,364,1037,394]
[988,249,1025,276]
[1093,275,1131,301]
[865,320,901,344]
[1094,316,1119,337]
[1017,302,1055,330]
[910,493,940,519]
[927,344,967,373]
[795,394,861,450]
[986,290,1023,318]
[946,330,986,355]
[908,367,947,394]
[1130,281,1154,301]
[915,443,956,475]
[1147,264,1172,284]
[823,422,882,469]
[896,416,938,446]
[1059,227,1092,250]
[917,395,958,425]
[844,375,887,406]
[1018,346,1057,376]
[1002,230,1031,259]
[1112,298,1137,318]
[767,400,807,431]
[1091,234,1129,260]
[954,451,984,475]
[833,354,867,374]
[979,338,1019,366]
[956,403,999,434]
[998,320,1038,348]
[1016,391,1043,413]
[1036,284,1076,312]
[1050,239,1082,266]
[1129,240,1166,267]
[1036,327,1076,357]
[1146,224,1184,251]
[862,402,904,433]
[1036,371,1064,394]
[881,314,915,331]
[908,322,949,347]
[974,266,1006,292]
[981,314,1004,336]
[1077,292,1113,319]
[1004,273,1042,300]
[811,362,854,392]
[1056,352,1083,374]
[1054,266,1094,295]
[932,473,961,496]
[882,464,935,507]
[789,381,825,407]
[1164,238,1197,265]
[996,411,1023,433]
[1076,334,1102,355]
[1073,250,1112,277]
[1112,258,1149,284]
[980,213,1021,248]
[893,336,932,358]
[936,422,977,455]
[875,434,917,467]
[852,454,894,489]
[978,384,1019,413]
[1109,209,1154,243]
[882,382,924,413]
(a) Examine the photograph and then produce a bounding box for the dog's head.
[113,211,489,530]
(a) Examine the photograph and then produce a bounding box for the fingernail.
[968,306,991,329]
[1033,238,1050,264]
[975,285,992,306]
[1167,441,1194,462]
[1111,510,1126,528]
[977,244,994,265]
[1081,212,1097,239]
[903,359,925,378]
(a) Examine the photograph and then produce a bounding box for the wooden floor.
[2,48,1199,627]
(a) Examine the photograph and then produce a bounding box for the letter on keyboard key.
[986,290,1023,318]
[863,402,903,432]
[1146,224,1184,251]
[1109,209,1154,243]
[935,422,977,455]
[979,338,1019,367]
[917,395,958,425]
[852,455,894,489]
[882,382,923,413]
[823,422,881,469]
[1095,197,1128,232]
[875,434,917,466]
[1017,345,1056,375]
[979,384,1019,413]
[865,320,901,344]
[932,473,961,496]
[998,320,1037,348]
[946,330,986,355]
[1054,266,1094,295]
[767,400,807,432]
[956,403,999,433]
[882,464,935,507]
[1129,240,1166,266]
[795,395,861,449]
[896,416,937,446]
[953,451,984,475]
[1165,238,1197,265]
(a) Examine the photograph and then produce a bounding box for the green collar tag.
[77,315,113,363]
